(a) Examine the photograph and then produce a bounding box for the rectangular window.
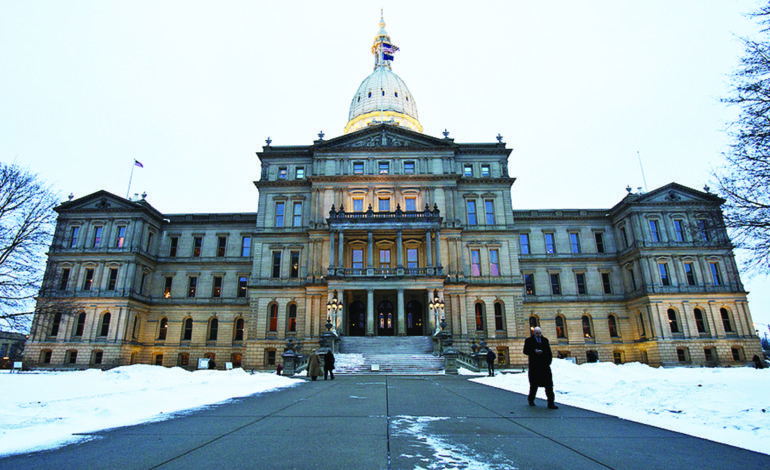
[290,251,300,278]
[116,226,127,248]
[489,249,499,276]
[353,162,364,174]
[93,226,103,248]
[649,220,660,242]
[275,202,285,227]
[187,276,197,298]
[352,249,363,269]
[278,167,287,179]
[601,272,612,294]
[217,236,227,257]
[545,233,556,254]
[405,197,416,212]
[407,248,418,269]
[295,167,305,179]
[658,263,670,286]
[59,268,70,290]
[83,268,94,290]
[272,252,281,278]
[192,236,202,257]
[139,272,146,295]
[550,273,561,295]
[576,272,586,294]
[353,198,364,212]
[698,220,710,242]
[684,262,696,286]
[378,161,389,174]
[464,165,473,177]
[484,200,495,225]
[481,164,490,177]
[378,198,390,212]
[404,161,415,174]
[241,236,251,257]
[520,234,530,254]
[524,273,535,295]
[595,232,605,253]
[107,268,118,290]
[467,200,477,225]
[471,249,481,276]
[674,220,685,242]
[710,262,722,285]
[164,276,173,298]
[620,226,629,249]
[293,202,302,227]
[379,249,391,267]
[70,226,80,248]
[169,237,178,257]
[146,232,154,252]
[570,233,581,254]
[237,276,248,297]
[628,268,637,290]
[212,276,222,298]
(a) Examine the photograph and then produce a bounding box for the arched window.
[74,312,86,337]
[608,315,619,338]
[50,312,62,337]
[268,304,278,332]
[555,316,566,339]
[720,308,735,333]
[693,308,707,334]
[99,312,111,337]
[233,318,245,341]
[529,315,539,334]
[183,318,193,341]
[158,317,168,340]
[667,308,680,334]
[475,303,485,331]
[208,317,219,341]
[581,315,593,338]
[494,303,505,331]
[287,304,297,333]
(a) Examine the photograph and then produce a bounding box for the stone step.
[340,336,434,355]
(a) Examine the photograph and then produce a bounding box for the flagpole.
[126,160,135,199]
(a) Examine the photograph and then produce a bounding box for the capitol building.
[26,16,762,371]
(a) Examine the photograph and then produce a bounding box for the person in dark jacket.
[207,358,216,370]
[324,350,335,380]
[486,348,496,376]
[307,350,321,381]
[523,327,557,409]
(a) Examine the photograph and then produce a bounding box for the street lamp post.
[429,291,445,334]
[327,292,342,334]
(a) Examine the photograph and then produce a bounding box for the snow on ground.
[1,358,769,458]
[470,359,770,455]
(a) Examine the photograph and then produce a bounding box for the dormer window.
[278,167,287,180]
[481,165,490,177]
[379,161,389,174]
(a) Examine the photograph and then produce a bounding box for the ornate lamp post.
[327,292,342,334]
[429,291,445,334]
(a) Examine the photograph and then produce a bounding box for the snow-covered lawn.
[1,358,768,457]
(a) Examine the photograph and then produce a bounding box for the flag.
[134,160,144,168]
[382,42,398,61]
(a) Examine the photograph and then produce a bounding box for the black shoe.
[548,404,559,410]
[528,400,535,407]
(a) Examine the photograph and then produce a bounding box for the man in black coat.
[522,326,557,409]
[324,350,335,380]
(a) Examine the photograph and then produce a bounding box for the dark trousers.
[487,362,494,376]
[528,383,555,405]
[324,369,334,380]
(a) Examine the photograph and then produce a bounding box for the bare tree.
[0,163,59,331]
[717,2,770,274]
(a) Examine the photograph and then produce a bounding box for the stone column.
[396,230,403,273]
[435,229,442,270]
[338,230,344,268]
[397,288,405,336]
[367,231,374,275]
[366,289,375,336]
[426,230,433,267]
[328,231,335,274]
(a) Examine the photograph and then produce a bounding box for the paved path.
[2,375,768,470]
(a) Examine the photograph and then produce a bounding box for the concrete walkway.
[2,375,768,470]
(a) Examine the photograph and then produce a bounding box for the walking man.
[485,348,496,376]
[523,326,557,409]
[324,349,335,380]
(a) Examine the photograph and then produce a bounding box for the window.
[107,268,118,290]
[677,348,689,363]
[353,198,364,212]
[464,165,473,177]
[352,249,364,269]
[484,200,495,225]
[59,268,70,290]
[169,237,178,257]
[524,273,535,295]
[83,268,94,290]
[710,262,722,286]
[520,234,530,254]
[489,249,499,276]
[731,347,744,362]
[475,303,484,331]
[146,232,154,252]
[570,233,581,253]
[494,303,504,330]
[187,277,197,298]
[628,268,637,290]
[704,347,716,363]
[407,249,418,269]
[353,162,364,174]
[555,316,566,338]
[576,272,586,294]
[66,350,78,364]
[290,251,300,278]
[164,276,173,298]
[50,312,62,337]
[275,202,285,227]
[278,167,287,179]
[217,236,227,257]
[582,315,593,338]
[405,197,416,212]
[638,312,646,337]
[92,226,103,248]
[158,318,168,340]
[272,252,281,278]
[92,350,103,365]
[183,318,193,341]
[234,318,245,341]
[619,226,629,249]
[674,220,685,241]
[293,202,302,227]
[649,220,660,242]
[595,232,605,253]
[70,226,80,248]
[241,237,251,257]
[608,315,619,337]
[295,167,305,179]
[658,263,670,286]
[379,249,391,267]
[268,304,278,332]
[266,349,276,366]
[99,312,111,337]
[177,353,190,366]
[720,308,734,333]
[404,161,415,174]
[378,198,390,212]
[667,308,680,334]
[545,233,555,254]
[116,226,127,248]
[378,161,389,174]
[466,200,477,225]
[74,312,86,337]
[694,308,707,333]
[237,276,248,297]
[41,350,52,364]
[287,304,297,333]
[601,272,612,294]
[471,249,481,276]
[684,263,696,285]
[212,276,222,298]
[208,318,218,341]
[192,236,202,257]
[529,316,539,332]
[697,219,710,242]
[481,164,490,177]
[550,273,561,295]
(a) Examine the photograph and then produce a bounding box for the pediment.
[315,124,453,150]
[632,183,724,205]
[56,190,156,215]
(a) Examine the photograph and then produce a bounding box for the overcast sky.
[2,0,769,332]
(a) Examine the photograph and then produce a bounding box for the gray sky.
[2,0,768,333]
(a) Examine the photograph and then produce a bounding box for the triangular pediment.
[314,124,454,150]
[56,190,162,217]
[614,183,724,210]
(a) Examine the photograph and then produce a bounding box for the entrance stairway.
[337,336,445,374]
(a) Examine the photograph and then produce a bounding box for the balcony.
[328,266,443,278]
[326,204,442,229]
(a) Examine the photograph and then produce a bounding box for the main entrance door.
[348,301,366,336]
[377,300,395,336]
[405,300,424,336]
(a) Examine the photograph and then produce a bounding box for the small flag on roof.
[382,42,399,61]
[134,160,144,168]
